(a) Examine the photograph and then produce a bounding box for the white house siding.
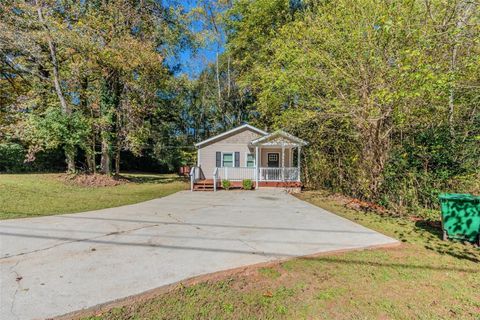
[198,128,264,179]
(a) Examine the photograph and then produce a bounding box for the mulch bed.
[60,173,129,187]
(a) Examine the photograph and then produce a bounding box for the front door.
[267,153,279,167]
[266,153,280,180]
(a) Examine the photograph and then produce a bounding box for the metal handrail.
[189,166,196,191]
[213,167,219,192]
[190,166,206,191]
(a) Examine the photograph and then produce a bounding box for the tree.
[1,0,193,174]
[1,0,79,171]
[225,0,479,210]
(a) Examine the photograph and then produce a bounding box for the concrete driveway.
[0,189,397,320]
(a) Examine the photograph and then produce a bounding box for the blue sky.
[166,0,225,78]
[176,39,224,78]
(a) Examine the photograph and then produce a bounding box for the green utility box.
[439,193,480,245]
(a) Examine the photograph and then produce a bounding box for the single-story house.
[190,124,308,191]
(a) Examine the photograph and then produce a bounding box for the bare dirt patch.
[60,174,129,187]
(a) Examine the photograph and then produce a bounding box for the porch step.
[193,179,215,191]
[193,185,215,191]
[197,179,214,184]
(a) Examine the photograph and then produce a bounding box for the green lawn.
[0,173,187,219]
[84,190,479,320]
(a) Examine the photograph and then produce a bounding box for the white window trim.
[245,152,255,167]
[221,152,235,167]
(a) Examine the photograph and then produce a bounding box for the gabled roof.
[194,124,268,148]
[250,130,308,146]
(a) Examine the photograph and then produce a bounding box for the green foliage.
[0,143,25,172]
[0,143,66,173]
[23,108,90,161]
[222,179,232,190]
[225,0,480,211]
[242,179,253,190]
[1,0,193,173]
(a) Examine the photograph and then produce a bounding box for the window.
[222,153,234,167]
[268,153,278,162]
[246,153,255,167]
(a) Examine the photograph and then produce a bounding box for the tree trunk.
[35,0,69,114]
[36,0,75,172]
[227,55,231,98]
[91,133,97,174]
[115,147,121,175]
[99,72,120,176]
[448,1,475,137]
[215,51,222,106]
[65,149,76,173]
[85,135,96,174]
[65,148,76,174]
[86,153,95,174]
[100,136,111,175]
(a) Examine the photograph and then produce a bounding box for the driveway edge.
[54,241,401,320]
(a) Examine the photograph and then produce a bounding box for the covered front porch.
[213,130,307,190]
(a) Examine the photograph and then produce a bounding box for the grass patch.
[258,267,282,279]
[0,173,187,219]
[315,287,347,302]
[83,190,479,320]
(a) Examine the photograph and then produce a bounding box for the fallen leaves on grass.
[262,291,273,298]
[60,174,129,187]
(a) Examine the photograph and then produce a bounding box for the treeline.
[0,0,196,174]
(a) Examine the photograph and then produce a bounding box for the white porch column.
[297,146,301,182]
[281,143,285,182]
[255,146,259,189]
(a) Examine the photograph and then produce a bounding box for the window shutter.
[235,152,240,167]
[216,152,221,167]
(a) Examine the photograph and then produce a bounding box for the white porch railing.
[213,166,299,183]
[259,167,299,181]
[217,167,256,181]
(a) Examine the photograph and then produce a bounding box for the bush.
[0,143,25,172]
[222,179,231,190]
[242,179,253,190]
[0,143,67,173]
